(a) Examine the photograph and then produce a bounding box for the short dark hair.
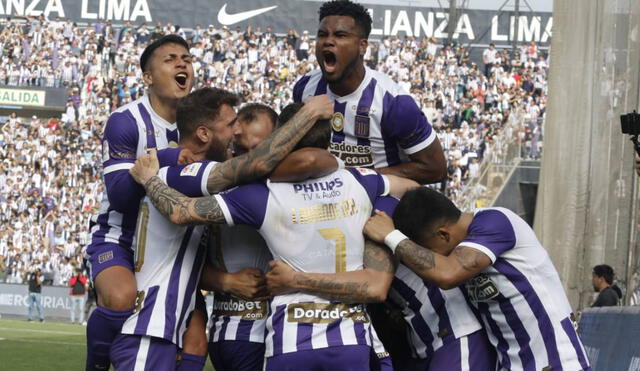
[176,88,239,140]
[318,0,372,39]
[393,187,461,245]
[593,264,614,285]
[237,103,277,129]
[278,103,331,150]
[140,34,189,72]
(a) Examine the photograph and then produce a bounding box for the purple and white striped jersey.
[375,196,482,360]
[461,207,590,371]
[208,224,272,344]
[121,161,217,347]
[214,168,390,357]
[293,66,436,168]
[90,95,180,252]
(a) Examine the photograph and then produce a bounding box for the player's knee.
[97,283,137,311]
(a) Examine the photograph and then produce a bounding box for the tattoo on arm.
[207,107,316,193]
[363,239,395,273]
[395,238,435,271]
[452,247,486,272]
[143,176,226,224]
[294,274,373,304]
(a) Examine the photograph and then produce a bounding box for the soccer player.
[374,196,496,370]
[86,33,333,368]
[111,89,334,370]
[203,103,278,371]
[86,34,196,370]
[364,188,591,371]
[129,110,416,371]
[293,0,446,183]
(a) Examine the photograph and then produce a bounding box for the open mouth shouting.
[175,72,189,90]
[322,50,338,75]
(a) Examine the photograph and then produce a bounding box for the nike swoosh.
[217,4,278,26]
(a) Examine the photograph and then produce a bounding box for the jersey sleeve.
[373,196,399,217]
[158,161,218,197]
[102,110,145,212]
[459,209,517,263]
[156,147,182,168]
[347,168,390,205]
[381,94,436,155]
[213,182,270,228]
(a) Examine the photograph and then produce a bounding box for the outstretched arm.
[363,210,491,290]
[130,150,227,225]
[205,95,333,193]
[265,239,395,303]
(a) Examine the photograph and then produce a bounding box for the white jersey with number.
[215,168,390,357]
[121,161,216,347]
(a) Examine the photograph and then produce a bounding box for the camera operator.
[27,268,45,322]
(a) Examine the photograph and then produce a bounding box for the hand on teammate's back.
[228,268,270,301]
[363,210,396,245]
[303,94,334,120]
[129,148,160,185]
[177,148,197,165]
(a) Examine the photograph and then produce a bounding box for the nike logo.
[217,4,278,26]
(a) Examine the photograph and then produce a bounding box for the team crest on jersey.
[331,112,344,132]
[102,140,110,161]
[354,114,370,137]
[465,273,500,302]
[180,163,202,177]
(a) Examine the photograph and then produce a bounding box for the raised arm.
[364,210,491,290]
[265,239,395,304]
[205,95,333,193]
[269,148,340,182]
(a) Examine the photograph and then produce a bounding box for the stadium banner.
[0,283,215,319]
[578,306,640,370]
[1,0,552,45]
[0,86,67,111]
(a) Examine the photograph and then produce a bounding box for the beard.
[205,136,231,162]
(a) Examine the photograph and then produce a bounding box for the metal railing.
[455,106,530,211]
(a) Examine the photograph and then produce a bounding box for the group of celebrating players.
[83,1,591,370]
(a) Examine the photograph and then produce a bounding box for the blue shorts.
[110,333,178,371]
[266,345,371,371]
[87,242,134,281]
[209,340,265,371]
[413,330,497,371]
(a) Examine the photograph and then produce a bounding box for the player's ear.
[436,227,450,243]
[195,125,210,143]
[143,70,153,86]
[359,38,368,57]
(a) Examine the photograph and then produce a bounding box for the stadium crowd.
[0,16,548,285]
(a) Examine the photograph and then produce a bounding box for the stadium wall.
[534,0,640,309]
[1,0,551,45]
[578,306,640,370]
[0,283,215,320]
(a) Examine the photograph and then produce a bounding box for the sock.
[85,306,134,371]
[177,353,207,371]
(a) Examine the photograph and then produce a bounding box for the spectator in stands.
[591,264,621,307]
[69,267,88,324]
[27,267,44,322]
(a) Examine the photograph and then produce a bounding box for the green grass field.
[0,318,215,370]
